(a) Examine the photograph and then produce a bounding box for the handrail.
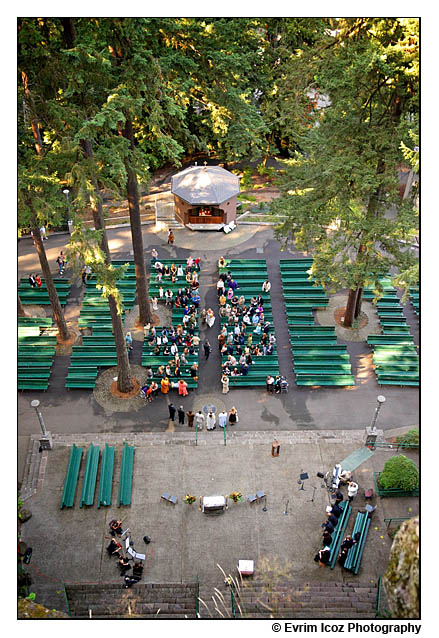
[61,580,72,617]
[375,575,382,618]
[384,516,411,529]
[231,586,236,618]
[196,575,199,618]
[368,441,418,451]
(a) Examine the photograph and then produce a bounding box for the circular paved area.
[316,294,380,342]
[93,365,148,412]
[154,224,263,251]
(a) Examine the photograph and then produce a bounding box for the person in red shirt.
[35,275,42,288]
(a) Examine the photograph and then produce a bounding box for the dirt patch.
[333,307,368,329]
[110,377,141,399]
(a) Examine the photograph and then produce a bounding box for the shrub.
[396,428,419,447]
[241,168,254,190]
[378,455,419,491]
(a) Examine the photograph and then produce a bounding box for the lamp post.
[31,400,53,450]
[370,395,386,433]
[365,395,386,446]
[63,189,73,234]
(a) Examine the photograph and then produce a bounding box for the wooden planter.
[373,472,419,498]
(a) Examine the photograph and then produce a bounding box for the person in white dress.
[206,411,216,430]
[194,410,205,431]
[206,309,215,328]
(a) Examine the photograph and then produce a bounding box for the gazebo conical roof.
[171,165,240,205]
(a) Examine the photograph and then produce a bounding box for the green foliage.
[396,428,419,447]
[241,168,254,190]
[378,455,419,491]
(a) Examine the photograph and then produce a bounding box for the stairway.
[155,194,184,229]
[199,581,378,619]
[65,583,198,618]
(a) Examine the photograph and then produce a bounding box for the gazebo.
[171,164,240,230]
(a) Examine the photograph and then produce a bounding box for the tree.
[67,227,134,393]
[271,18,419,326]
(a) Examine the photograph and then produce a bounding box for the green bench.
[18,371,51,380]
[294,364,352,374]
[117,442,135,507]
[381,326,411,334]
[295,374,355,386]
[65,380,97,389]
[367,335,414,345]
[290,338,338,346]
[328,501,352,568]
[292,344,348,352]
[18,317,53,326]
[18,336,57,346]
[60,444,83,509]
[18,380,50,391]
[80,443,100,507]
[343,511,371,574]
[97,443,115,508]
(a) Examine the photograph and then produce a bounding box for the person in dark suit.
[178,406,185,425]
[168,403,176,421]
[331,503,343,518]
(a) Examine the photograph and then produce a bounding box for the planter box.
[373,472,419,498]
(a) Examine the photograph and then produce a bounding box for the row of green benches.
[60,442,134,508]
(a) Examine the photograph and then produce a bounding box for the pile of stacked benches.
[219,259,279,387]
[365,276,419,387]
[141,259,200,391]
[280,259,355,386]
[66,260,137,389]
[18,317,56,391]
[18,277,70,306]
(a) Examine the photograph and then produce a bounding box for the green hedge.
[396,428,419,447]
[378,455,419,492]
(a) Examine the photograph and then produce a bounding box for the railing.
[188,215,223,224]
[375,575,382,618]
[196,575,199,618]
[230,585,236,618]
[384,516,411,529]
[368,441,419,451]
[61,580,72,617]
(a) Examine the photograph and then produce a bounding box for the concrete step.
[65,582,198,618]
[199,581,377,619]
[20,438,42,501]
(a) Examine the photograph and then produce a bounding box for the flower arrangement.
[229,491,243,503]
[184,494,197,505]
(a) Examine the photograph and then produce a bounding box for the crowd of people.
[166,405,239,429]
[106,519,147,588]
[314,471,360,568]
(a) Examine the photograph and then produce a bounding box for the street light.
[370,395,386,433]
[63,189,74,234]
[31,400,52,450]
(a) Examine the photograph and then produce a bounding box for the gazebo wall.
[173,195,237,225]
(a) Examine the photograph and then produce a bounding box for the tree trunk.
[108,294,133,393]
[121,118,152,326]
[31,223,70,341]
[343,288,358,328]
[354,286,363,320]
[21,71,43,156]
[80,139,111,259]
[18,295,27,317]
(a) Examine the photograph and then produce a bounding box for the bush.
[241,168,254,190]
[396,428,419,447]
[378,455,419,491]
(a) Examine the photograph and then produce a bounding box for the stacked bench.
[328,501,352,569]
[18,278,71,306]
[280,260,355,386]
[18,317,56,391]
[60,442,134,509]
[66,261,137,388]
[219,259,279,387]
[365,276,419,386]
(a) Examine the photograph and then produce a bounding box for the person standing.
[125,332,133,351]
[262,280,271,293]
[221,373,229,394]
[151,248,158,262]
[347,480,359,503]
[28,274,36,288]
[228,407,238,426]
[40,225,48,240]
[186,410,195,427]
[218,410,228,429]
[81,267,87,285]
[203,340,211,360]
[167,229,174,245]
[168,403,176,422]
[35,274,42,288]
[178,406,185,425]
[206,309,215,328]
[56,251,66,275]
[206,411,216,431]
[194,410,205,431]
[266,374,275,394]
[161,377,170,394]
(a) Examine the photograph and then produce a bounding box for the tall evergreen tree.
[271,18,419,325]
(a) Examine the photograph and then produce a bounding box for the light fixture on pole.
[370,395,386,433]
[31,400,53,450]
